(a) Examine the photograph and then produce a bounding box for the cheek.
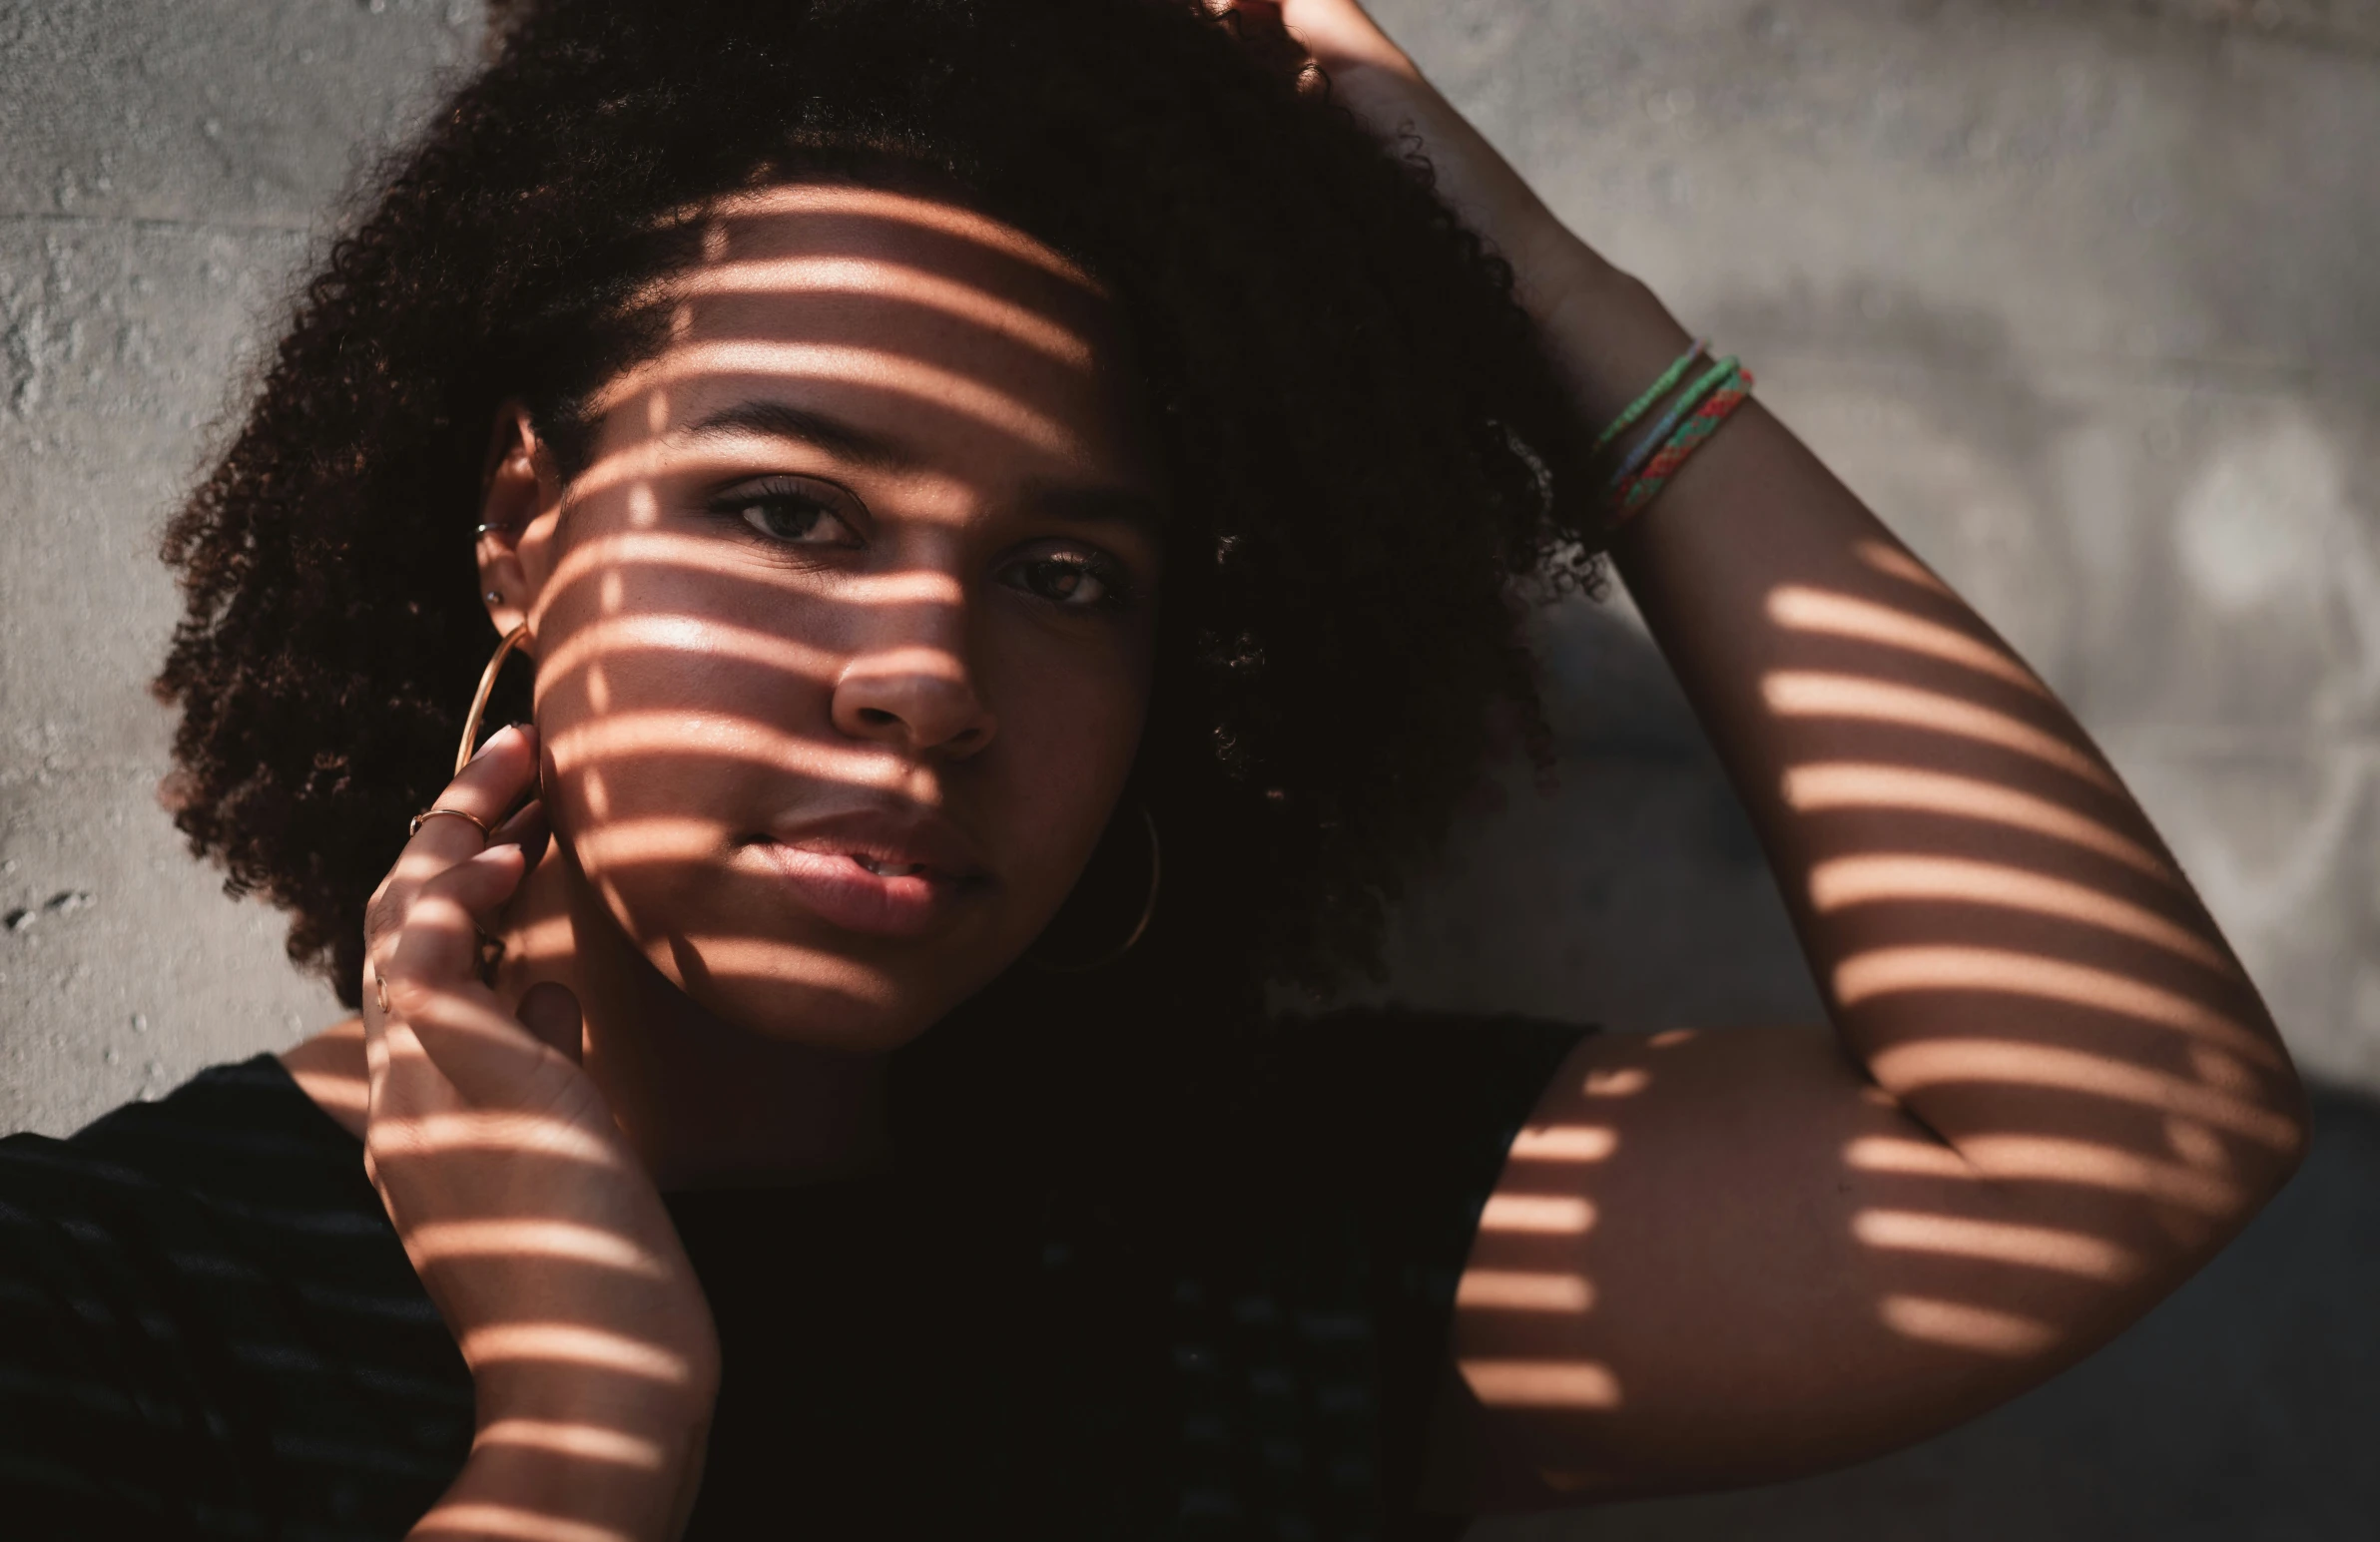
[533,579,835,916]
[982,631,1154,902]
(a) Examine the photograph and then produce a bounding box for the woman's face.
[495,184,1164,1052]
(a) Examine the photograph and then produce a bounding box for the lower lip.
[744,843,979,939]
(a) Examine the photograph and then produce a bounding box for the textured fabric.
[0,1011,1587,1539]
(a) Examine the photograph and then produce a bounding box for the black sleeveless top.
[0,1011,1584,1540]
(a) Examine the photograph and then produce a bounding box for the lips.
[743,806,991,940]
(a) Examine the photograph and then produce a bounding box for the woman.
[0,0,2307,1537]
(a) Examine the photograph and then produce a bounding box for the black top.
[0,1011,1585,1541]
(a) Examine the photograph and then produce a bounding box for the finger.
[387,842,534,994]
[518,981,585,1067]
[1212,3,1288,30]
[366,798,546,1050]
[380,960,564,1109]
[402,721,538,862]
[1214,0,1290,42]
[363,724,540,983]
[381,847,584,1103]
[384,722,542,897]
[487,797,552,872]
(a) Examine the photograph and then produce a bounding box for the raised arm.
[1227,0,2311,1507]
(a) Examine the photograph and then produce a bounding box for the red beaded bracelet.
[1611,359,1755,525]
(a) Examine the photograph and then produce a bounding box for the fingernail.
[467,723,530,765]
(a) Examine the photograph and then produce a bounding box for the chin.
[652,930,999,1055]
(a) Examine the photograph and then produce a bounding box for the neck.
[497,841,896,1191]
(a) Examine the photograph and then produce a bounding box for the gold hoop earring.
[1028,803,1161,975]
[454,623,532,775]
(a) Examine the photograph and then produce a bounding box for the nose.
[830,638,997,760]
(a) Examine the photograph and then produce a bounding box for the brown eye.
[1000,551,1131,612]
[713,477,865,548]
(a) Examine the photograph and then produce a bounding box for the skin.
[483,184,1163,1186]
[281,4,2311,1535]
[295,187,1169,1539]
[1252,0,2311,1507]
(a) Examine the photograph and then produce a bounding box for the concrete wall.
[1,0,477,1130]
[3,0,2373,1534]
[1373,0,2380,1092]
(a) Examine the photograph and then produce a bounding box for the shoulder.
[0,1053,468,1533]
[0,1048,400,1319]
[4,1050,364,1209]
[277,1016,370,1141]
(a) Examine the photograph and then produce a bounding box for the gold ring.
[409,805,495,839]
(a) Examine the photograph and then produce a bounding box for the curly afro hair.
[154,0,1606,1025]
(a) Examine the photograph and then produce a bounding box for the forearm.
[407,1384,712,1542]
[1559,260,2308,1248]
[1318,37,2306,1248]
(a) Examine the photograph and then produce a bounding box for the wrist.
[430,1392,715,1542]
[1323,57,1583,283]
[1283,12,1699,431]
[429,1425,712,1542]
[1530,262,1700,433]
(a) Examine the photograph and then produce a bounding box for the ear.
[477,402,566,648]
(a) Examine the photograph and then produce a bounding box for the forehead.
[593,184,1149,483]
[696,183,1108,325]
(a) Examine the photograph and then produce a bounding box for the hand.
[1218,0,1418,80]
[361,723,717,1539]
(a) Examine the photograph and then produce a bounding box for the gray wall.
[1373,0,2380,1091]
[1,0,478,1129]
[3,1,2373,1535]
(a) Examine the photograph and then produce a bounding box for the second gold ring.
[409,805,494,839]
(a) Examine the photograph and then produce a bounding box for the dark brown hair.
[155,0,1605,1022]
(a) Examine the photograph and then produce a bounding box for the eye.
[711,476,866,548]
[1000,548,1134,612]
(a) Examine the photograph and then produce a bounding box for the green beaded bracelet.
[1591,337,1709,458]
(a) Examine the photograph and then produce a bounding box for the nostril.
[857,708,899,728]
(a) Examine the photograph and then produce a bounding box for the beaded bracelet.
[1606,354,1738,495]
[1590,343,1757,530]
[1592,337,1708,457]
[1613,359,1754,522]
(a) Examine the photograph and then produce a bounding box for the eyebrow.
[684,400,915,470]
[1024,481,1168,533]
[686,397,1166,530]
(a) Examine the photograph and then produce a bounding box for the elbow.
[2249,1024,2314,1199]
[2260,1072,2314,1199]
[2194,1042,2311,1258]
